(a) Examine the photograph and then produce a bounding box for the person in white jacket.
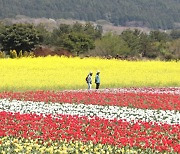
[86,71,93,90]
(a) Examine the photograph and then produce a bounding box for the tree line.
[0,23,180,60]
[0,0,180,29]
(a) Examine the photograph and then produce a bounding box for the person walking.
[86,71,93,90]
[95,70,100,89]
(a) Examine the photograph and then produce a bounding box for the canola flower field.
[0,56,180,91]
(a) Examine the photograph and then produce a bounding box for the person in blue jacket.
[95,70,100,89]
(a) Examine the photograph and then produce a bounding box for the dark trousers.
[96,83,100,89]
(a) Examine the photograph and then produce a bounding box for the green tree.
[149,30,170,42]
[50,23,100,55]
[92,32,130,57]
[0,22,5,34]
[139,33,157,58]
[169,39,180,60]
[50,24,71,46]
[120,29,141,56]
[149,30,172,59]
[35,24,51,45]
[63,32,95,56]
[72,22,84,33]
[83,22,102,40]
[0,24,42,54]
[72,22,102,40]
[0,22,5,49]
[120,29,164,58]
[170,29,180,40]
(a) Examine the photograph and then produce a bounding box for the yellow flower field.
[0,56,179,91]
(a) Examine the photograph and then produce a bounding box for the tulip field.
[0,57,180,153]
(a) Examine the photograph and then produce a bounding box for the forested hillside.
[0,0,180,29]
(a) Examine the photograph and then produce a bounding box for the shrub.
[0,51,6,58]
[18,50,23,58]
[10,50,17,58]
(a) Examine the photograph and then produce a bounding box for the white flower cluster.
[70,87,180,94]
[0,99,179,125]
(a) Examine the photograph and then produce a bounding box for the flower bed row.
[0,111,180,153]
[0,136,144,154]
[0,99,180,125]
[0,88,180,111]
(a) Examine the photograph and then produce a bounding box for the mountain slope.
[0,0,180,29]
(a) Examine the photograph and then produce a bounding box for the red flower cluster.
[0,90,179,110]
[0,111,179,153]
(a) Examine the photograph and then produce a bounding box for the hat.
[97,70,100,73]
[89,71,93,74]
